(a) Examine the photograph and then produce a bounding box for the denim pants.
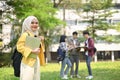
[70,55,80,75]
[60,57,72,77]
[86,55,92,76]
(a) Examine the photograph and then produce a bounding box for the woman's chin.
[32,29,37,32]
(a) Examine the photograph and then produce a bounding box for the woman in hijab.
[17,16,45,80]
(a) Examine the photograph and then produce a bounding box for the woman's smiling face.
[30,18,39,32]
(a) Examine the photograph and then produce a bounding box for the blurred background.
[0,0,120,66]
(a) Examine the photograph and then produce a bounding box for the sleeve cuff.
[24,47,32,58]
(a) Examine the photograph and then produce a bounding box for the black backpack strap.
[25,31,37,37]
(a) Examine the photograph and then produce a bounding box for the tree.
[53,0,63,8]
[82,0,120,43]
[114,22,120,32]
[6,0,64,61]
[80,0,115,39]
[54,0,120,43]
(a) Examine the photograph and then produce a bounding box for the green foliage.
[81,0,116,40]
[54,0,83,9]
[96,35,120,43]
[6,0,64,48]
[83,0,113,12]
[95,20,110,30]
[7,0,63,29]
[89,0,113,10]
[99,22,120,43]
[0,53,12,67]
[113,22,120,32]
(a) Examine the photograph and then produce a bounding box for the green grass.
[0,61,120,80]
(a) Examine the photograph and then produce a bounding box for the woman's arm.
[17,33,32,58]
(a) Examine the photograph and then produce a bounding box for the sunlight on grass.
[0,61,120,80]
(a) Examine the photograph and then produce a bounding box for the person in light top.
[59,35,72,80]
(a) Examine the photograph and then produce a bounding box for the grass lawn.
[0,61,120,80]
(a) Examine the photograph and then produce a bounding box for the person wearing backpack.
[17,16,44,80]
[83,31,95,80]
[59,35,72,79]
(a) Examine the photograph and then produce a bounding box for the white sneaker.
[76,75,81,78]
[86,76,93,79]
[62,75,68,79]
[89,76,93,79]
[70,75,73,78]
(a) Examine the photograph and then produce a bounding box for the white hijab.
[22,16,39,36]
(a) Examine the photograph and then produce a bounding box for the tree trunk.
[45,44,51,63]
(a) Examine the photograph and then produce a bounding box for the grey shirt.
[69,38,80,56]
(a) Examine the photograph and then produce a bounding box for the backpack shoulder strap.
[25,31,37,37]
[25,31,30,36]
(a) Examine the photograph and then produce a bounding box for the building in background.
[49,0,120,62]
[0,0,120,61]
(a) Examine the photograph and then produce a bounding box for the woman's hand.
[32,48,40,54]
[39,36,44,41]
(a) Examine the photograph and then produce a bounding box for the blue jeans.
[86,55,92,76]
[60,57,72,77]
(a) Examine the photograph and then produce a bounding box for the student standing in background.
[59,35,72,80]
[83,31,95,80]
[69,31,81,78]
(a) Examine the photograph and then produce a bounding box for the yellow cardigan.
[17,31,45,67]
[39,41,45,66]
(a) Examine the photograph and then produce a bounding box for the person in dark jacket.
[83,31,95,79]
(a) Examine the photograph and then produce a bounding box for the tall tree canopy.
[7,0,63,32]
[76,0,119,42]
[6,0,64,61]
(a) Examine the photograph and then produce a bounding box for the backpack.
[11,47,22,77]
[94,47,97,53]
[11,32,30,77]
[57,47,65,62]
